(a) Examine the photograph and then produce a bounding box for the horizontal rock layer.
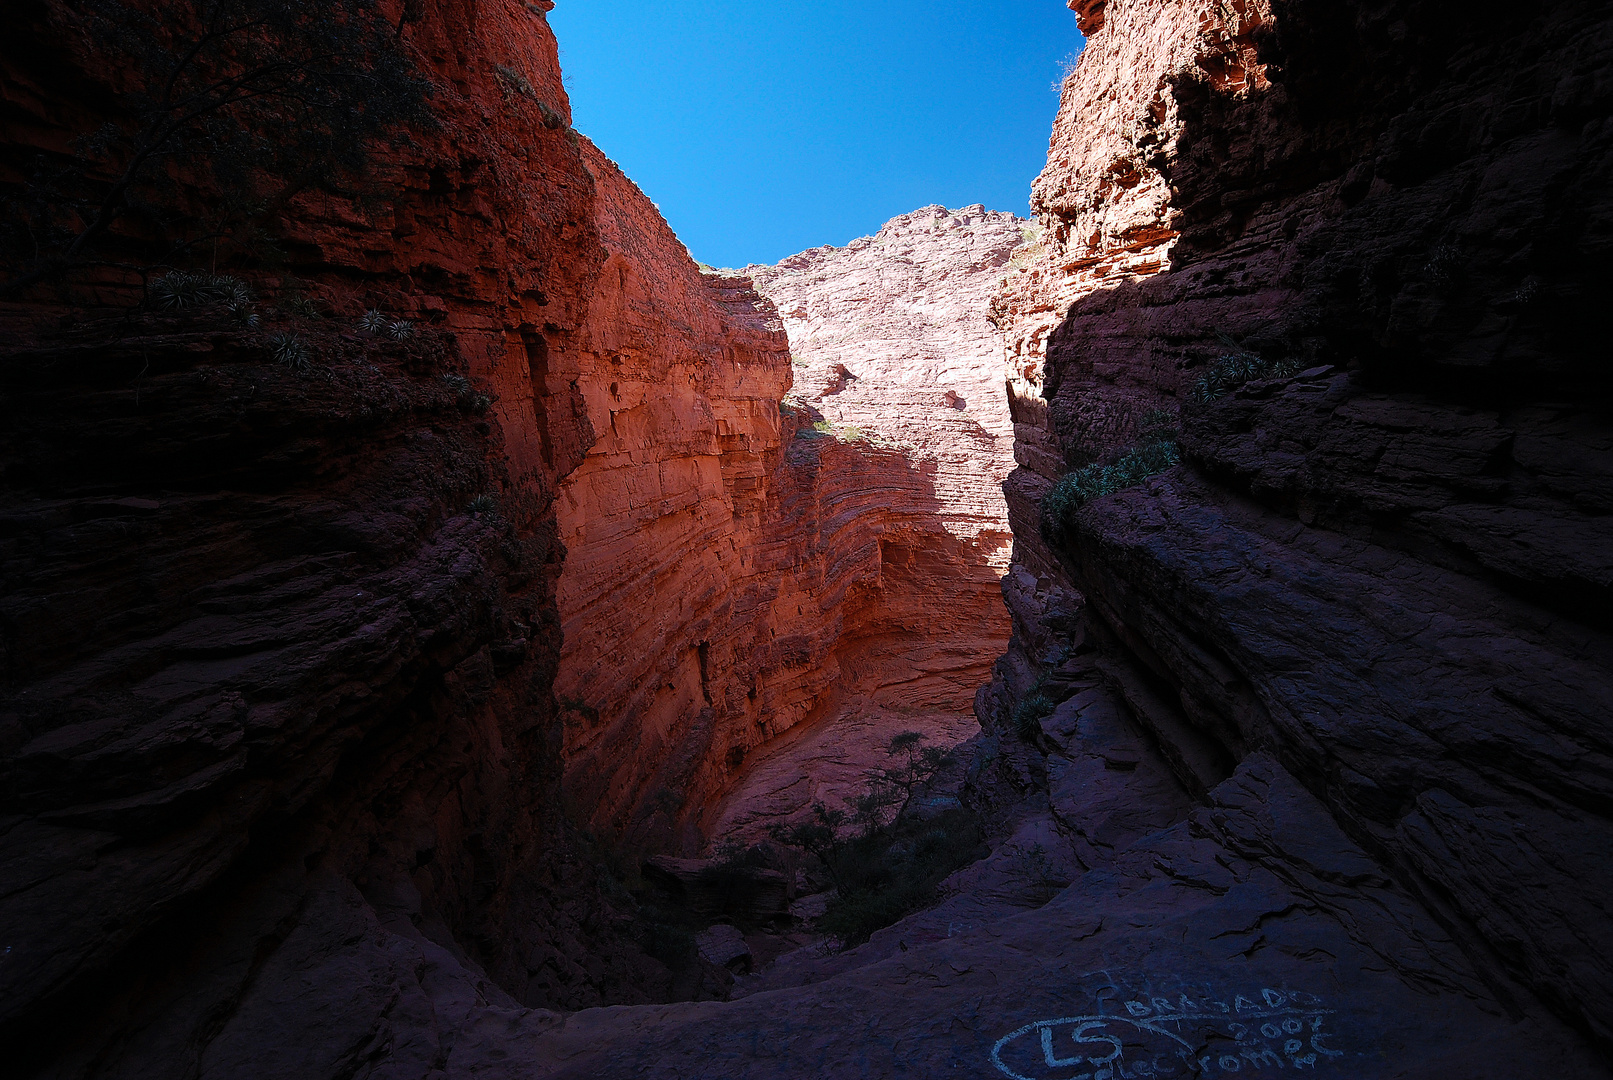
[0,0,804,1069]
[992,0,1613,1058]
[553,199,1017,851]
[748,203,1024,570]
[0,2,1024,1074]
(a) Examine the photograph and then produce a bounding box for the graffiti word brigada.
[991,986,1344,1079]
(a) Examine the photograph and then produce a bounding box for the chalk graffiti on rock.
[991,982,1345,1080]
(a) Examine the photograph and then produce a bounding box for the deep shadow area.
[1022,0,1613,1051]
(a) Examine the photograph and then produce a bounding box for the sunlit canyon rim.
[1,0,1610,1077]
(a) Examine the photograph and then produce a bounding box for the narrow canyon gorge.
[1,0,1610,1077]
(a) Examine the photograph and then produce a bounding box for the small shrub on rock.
[441,373,493,413]
[1040,437,1180,544]
[1012,692,1055,740]
[282,295,325,319]
[768,732,983,948]
[151,270,254,315]
[269,331,313,373]
[1187,348,1302,404]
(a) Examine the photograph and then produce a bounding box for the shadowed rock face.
[987,0,1613,1060]
[0,0,634,1060]
[0,0,777,1064]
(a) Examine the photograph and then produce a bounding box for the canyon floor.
[305,649,1606,1079]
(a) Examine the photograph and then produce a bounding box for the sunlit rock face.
[552,193,1018,852]
[657,205,1027,847]
[4,0,1612,1073]
[748,204,1024,573]
[1,2,1028,1062]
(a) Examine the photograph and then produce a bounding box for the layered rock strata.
[550,187,1013,853]
[5,0,1612,1074]
[1,3,1029,1073]
[986,0,1613,1059]
[748,204,1024,572]
[1,0,782,1068]
[660,206,1033,847]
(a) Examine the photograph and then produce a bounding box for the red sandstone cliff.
[0,0,1022,1067]
[4,0,1613,1076]
[487,2,1613,1072]
[748,204,1023,572]
[985,0,1613,1055]
[551,191,1014,853]
[0,0,758,1063]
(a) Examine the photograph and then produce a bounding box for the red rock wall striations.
[748,204,1023,571]
[0,0,767,1065]
[993,0,1273,573]
[553,183,1010,852]
[0,1,1029,1067]
[988,0,1613,1051]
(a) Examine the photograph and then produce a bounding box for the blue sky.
[548,1,1084,268]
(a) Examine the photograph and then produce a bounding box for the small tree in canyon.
[865,730,950,823]
[770,731,983,947]
[1,0,432,297]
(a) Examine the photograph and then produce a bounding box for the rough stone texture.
[0,4,1022,1075]
[552,200,1018,852]
[989,0,1613,1062]
[0,0,744,1070]
[240,666,1605,1078]
[706,697,980,847]
[5,0,1612,1075]
[992,0,1271,574]
[748,204,1025,572]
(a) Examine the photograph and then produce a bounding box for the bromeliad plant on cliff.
[1040,409,1180,546]
[1185,341,1304,404]
[0,0,432,298]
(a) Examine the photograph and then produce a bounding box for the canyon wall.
[493,3,1611,1074]
[988,0,1613,1051]
[4,0,1611,1075]
[0,0,786,1069]
[0,0,663,1066]
[0,1,1028,1072]
[748,204,1023,572]
[549,185,1017,853]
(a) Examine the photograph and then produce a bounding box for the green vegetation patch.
[1187,347,1303,404]
[1012,692,1056,740]
[1040,417,1180,545]
[813,807,984,946]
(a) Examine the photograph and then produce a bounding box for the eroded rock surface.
[3,0,1611,1074]
[314,668,1603,1079]
[707,697,980,847]
[551,201,1024,851]
[985,0,1613,1064]
[0,0,770,1068]
[749,204,1025,571]
[2,2,1023,1071]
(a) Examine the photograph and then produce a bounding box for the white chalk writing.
[991,980,1346,1080]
